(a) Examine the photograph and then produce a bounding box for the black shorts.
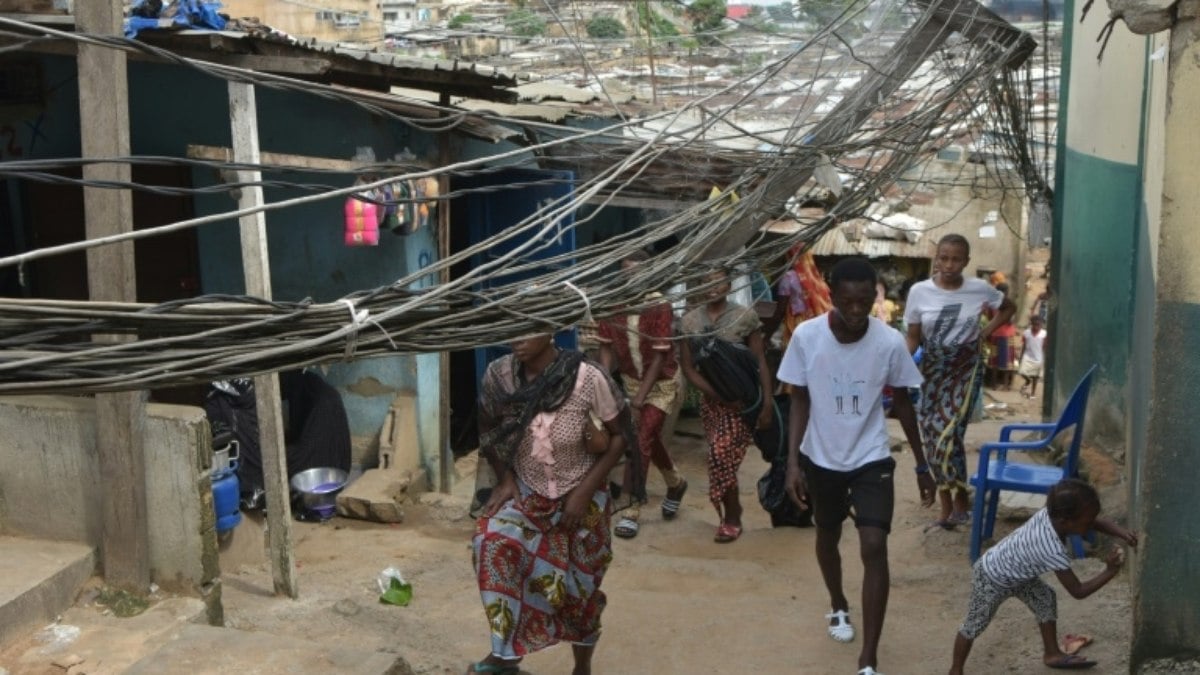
[801,455,896,533]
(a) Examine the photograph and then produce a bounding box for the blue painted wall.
[15,54,490,484]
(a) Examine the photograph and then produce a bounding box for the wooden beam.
[167,52,332,76]
[228,81,298,599]
[582,194,697,211]
[0,12,74,24]
[0,0,70,14]
[187,144,369,173]
[437,91,451,494]
[76,0,150,592]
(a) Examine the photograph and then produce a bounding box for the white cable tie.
[562,281,593,325]
[366,317,398,351]
[339,298,370,360]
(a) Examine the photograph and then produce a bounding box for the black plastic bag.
[690,336,760,406]
[754,393,812,528]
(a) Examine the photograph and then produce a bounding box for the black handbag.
[690,336,760,406]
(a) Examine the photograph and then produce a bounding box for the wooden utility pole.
[437,92,452,493]
[228,81,298,598]
[76,0,150,592]
[638,1,659,106]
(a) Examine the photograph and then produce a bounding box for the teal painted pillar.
[1131,7,1200,666]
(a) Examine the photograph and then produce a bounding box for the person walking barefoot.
[948,478,1138,674]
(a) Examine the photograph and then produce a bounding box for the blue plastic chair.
[968,365,1097,562]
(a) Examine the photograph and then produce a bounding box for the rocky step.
[0,536,95,650]
[1,596,412,675]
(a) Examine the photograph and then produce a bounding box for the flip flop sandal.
[661,478,688,519]
[614,516,640,539]
[826,609,855,643]
[1046,654,1097,669]
[948,511,971,525]
[1062,633,1094,655]
[857,668,883,675]
[467,661,520,674]
[713,522,742,543]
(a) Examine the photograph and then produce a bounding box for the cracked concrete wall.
[1131,5,1200,666]
[0,396,217,595]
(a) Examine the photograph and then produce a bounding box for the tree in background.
[586,16,626,39]
[636,1,680,37]
[795,0,857,26]
[767,2,796,22]
[505,8,546,37]
[687,0,728,35]
[447,13,473,29]
[742,5,779,33]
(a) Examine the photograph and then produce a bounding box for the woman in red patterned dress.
[469,333,628,675]
[680,268,774,543]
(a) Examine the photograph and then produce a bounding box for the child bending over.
[949,478,1137,673]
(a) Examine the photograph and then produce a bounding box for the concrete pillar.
[1131,3,1200,665]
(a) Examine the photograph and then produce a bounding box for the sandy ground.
[219,386,1135,675]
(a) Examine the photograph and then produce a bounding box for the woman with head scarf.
[469,331,629,675]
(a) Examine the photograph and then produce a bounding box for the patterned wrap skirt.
[700,398,754,512]
[918,341,984,496]
[473,482,613,659]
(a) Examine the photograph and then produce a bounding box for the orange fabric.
[781,244,832,346]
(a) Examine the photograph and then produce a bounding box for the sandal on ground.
[926,512,970,532]
[924,519,955,533]
[713,522,742,543]
[1046,654,1097,669]
[614,516,639,539]
[1062,634,1094,656]
[466,661,520,674]
[661,478,688,519]
[826,609,855,643]
[857,667,883,675]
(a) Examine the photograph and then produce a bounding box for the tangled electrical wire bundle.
[0,0,1048,394]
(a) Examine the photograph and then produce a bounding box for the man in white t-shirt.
[778,257,935,675]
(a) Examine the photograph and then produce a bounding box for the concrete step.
[0,537,95,650]
[0,596,411,675]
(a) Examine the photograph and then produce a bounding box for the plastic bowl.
[289,467,348,519]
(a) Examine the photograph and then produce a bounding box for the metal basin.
[289,467,348,520]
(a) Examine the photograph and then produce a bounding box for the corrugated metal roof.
[133,27,522,101]
[809,225,933,258]
[765,219,934,259]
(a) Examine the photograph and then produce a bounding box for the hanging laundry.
[385,180,421,236]
[344,191,380,246]
[415,176,439,232]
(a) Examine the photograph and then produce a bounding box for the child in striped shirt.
[948,478,1138,673]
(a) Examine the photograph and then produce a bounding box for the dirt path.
[221,388,1133,675]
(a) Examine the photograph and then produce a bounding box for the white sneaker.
[826,609,855,643]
